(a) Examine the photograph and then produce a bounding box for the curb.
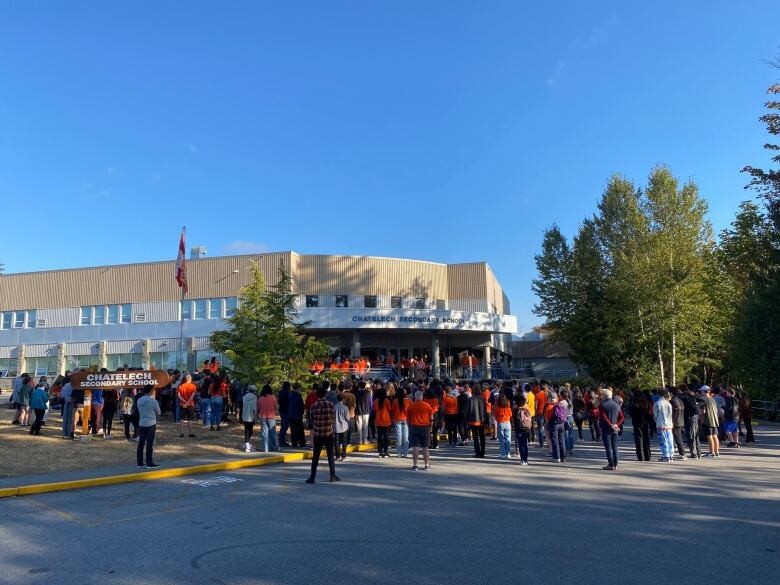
[0,442,380,499]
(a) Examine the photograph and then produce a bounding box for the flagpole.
[178,226,186,372]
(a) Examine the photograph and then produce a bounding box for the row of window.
[0,310,37,329]
[180,297,237,320]
[305,295,446,310]
[81,304,132,326]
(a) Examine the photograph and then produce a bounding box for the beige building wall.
[0,252,509,314]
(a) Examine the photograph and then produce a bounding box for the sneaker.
[602,465,614,471]
[423,465,431,471]
[412,466,419,471]
[305,477,315,484]
[137,463,146,468]
[680,455,688,461]
[521,460,528,466]
[129,437,139,442]
[145,464,161,469]
[329,475,341,482]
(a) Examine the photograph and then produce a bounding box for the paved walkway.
[1,425,779,585]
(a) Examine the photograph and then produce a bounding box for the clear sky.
[1,1,778,331]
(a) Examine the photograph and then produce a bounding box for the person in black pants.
[288,384,307,448]
[680,386,702,458]
[457,386,471,446]
[135,385,161,469]
[629,390,652,461]
[599,388,624,470]
[466,389,487,457]
[670,388,687,459]
[306,387,338,483]
[102,389,118,438]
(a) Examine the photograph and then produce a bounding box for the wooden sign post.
[70,370,171,441]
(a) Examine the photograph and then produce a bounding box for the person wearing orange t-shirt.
[392,388,411,458]
[177,374,198,439]
[442,386,459,446]
[373,388,392,457]
[408,392,434,471]
[494,394,513,458]
[534,386,548,448]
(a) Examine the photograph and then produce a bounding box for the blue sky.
[1,1,778,331]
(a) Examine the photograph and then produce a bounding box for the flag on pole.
[175,227,188,295]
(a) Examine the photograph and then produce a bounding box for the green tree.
[210,260,330,386]
[531,224,573,330]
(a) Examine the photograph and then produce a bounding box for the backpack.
[516,407,532,431]
[553,402,568,424]
[729,397,739,419]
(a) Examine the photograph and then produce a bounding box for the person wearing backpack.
[514,395,532,465]
[723,388,740,448]
[549,390,568,463]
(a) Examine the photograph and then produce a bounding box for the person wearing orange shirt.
[494,394,513,458]
[534,385,548,448]
[442,386,459,446]
[409,392,434,471]
[209,375,229,431]
[392,388,411,458]
[482,385,494,440]
[177,374,198,439]
[373,388,392,457]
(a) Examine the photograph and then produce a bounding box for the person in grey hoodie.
[136,385,161,469]
[333,393,351,461]
[242,385,258,453]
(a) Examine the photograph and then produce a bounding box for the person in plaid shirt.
[306,385,340,484]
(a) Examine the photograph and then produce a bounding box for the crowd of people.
[4,365,759,477]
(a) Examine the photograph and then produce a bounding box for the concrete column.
[98,341,107,370]
[56,343,66,375]
[141,339,151,370]
[187,337,196,372]
[484,345,492,379]
[431,333,441,378]
[17,344,26,376]
[352,330,361,358]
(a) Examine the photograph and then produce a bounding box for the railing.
[752,400,780,421]
[506,368,580,381]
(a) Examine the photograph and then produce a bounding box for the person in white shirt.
[653,391,674,462]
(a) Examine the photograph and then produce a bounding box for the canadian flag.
[175,228,188,295]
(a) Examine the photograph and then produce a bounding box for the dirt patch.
[0,404,292,479]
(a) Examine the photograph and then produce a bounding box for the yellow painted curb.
[0,441,381,499]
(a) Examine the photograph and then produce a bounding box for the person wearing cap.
[700,386,721,458]
[242,385,258,453]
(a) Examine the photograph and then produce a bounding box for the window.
[120,303,132,324]
[364,295,377,308]
[1,312,11,329]
[194,299,208,319]
[65,354,100,371]
[0,357,18,377]
[335,295,348,308]
[225,297,237,317]
[26,356,57,377]
[150,351,178,371]
[209,298,222,319]
[436,299,446,310]
[107,304,119,324]
[27,309,37,328]
[94,305,106,324]
[181,301,192,320]
[13,311,25,328]
[391,296,402,309]
[106,353,143,370]
[306,295,319,308]
[80,307,92,325]
[415,298,426,309]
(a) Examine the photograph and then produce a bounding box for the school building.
[0,251,518,379]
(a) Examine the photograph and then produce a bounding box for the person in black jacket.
[679,385,702,459]
[629,390,652,461]
[456,384,471,446]
[670,388,687,460]
[466,389,487,458]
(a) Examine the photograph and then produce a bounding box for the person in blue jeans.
[393,388,409,458]
[598,387,625,470]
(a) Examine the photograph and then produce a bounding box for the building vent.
[36,319,46,328]
[135,313,146,323]
[190,246,207,259]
